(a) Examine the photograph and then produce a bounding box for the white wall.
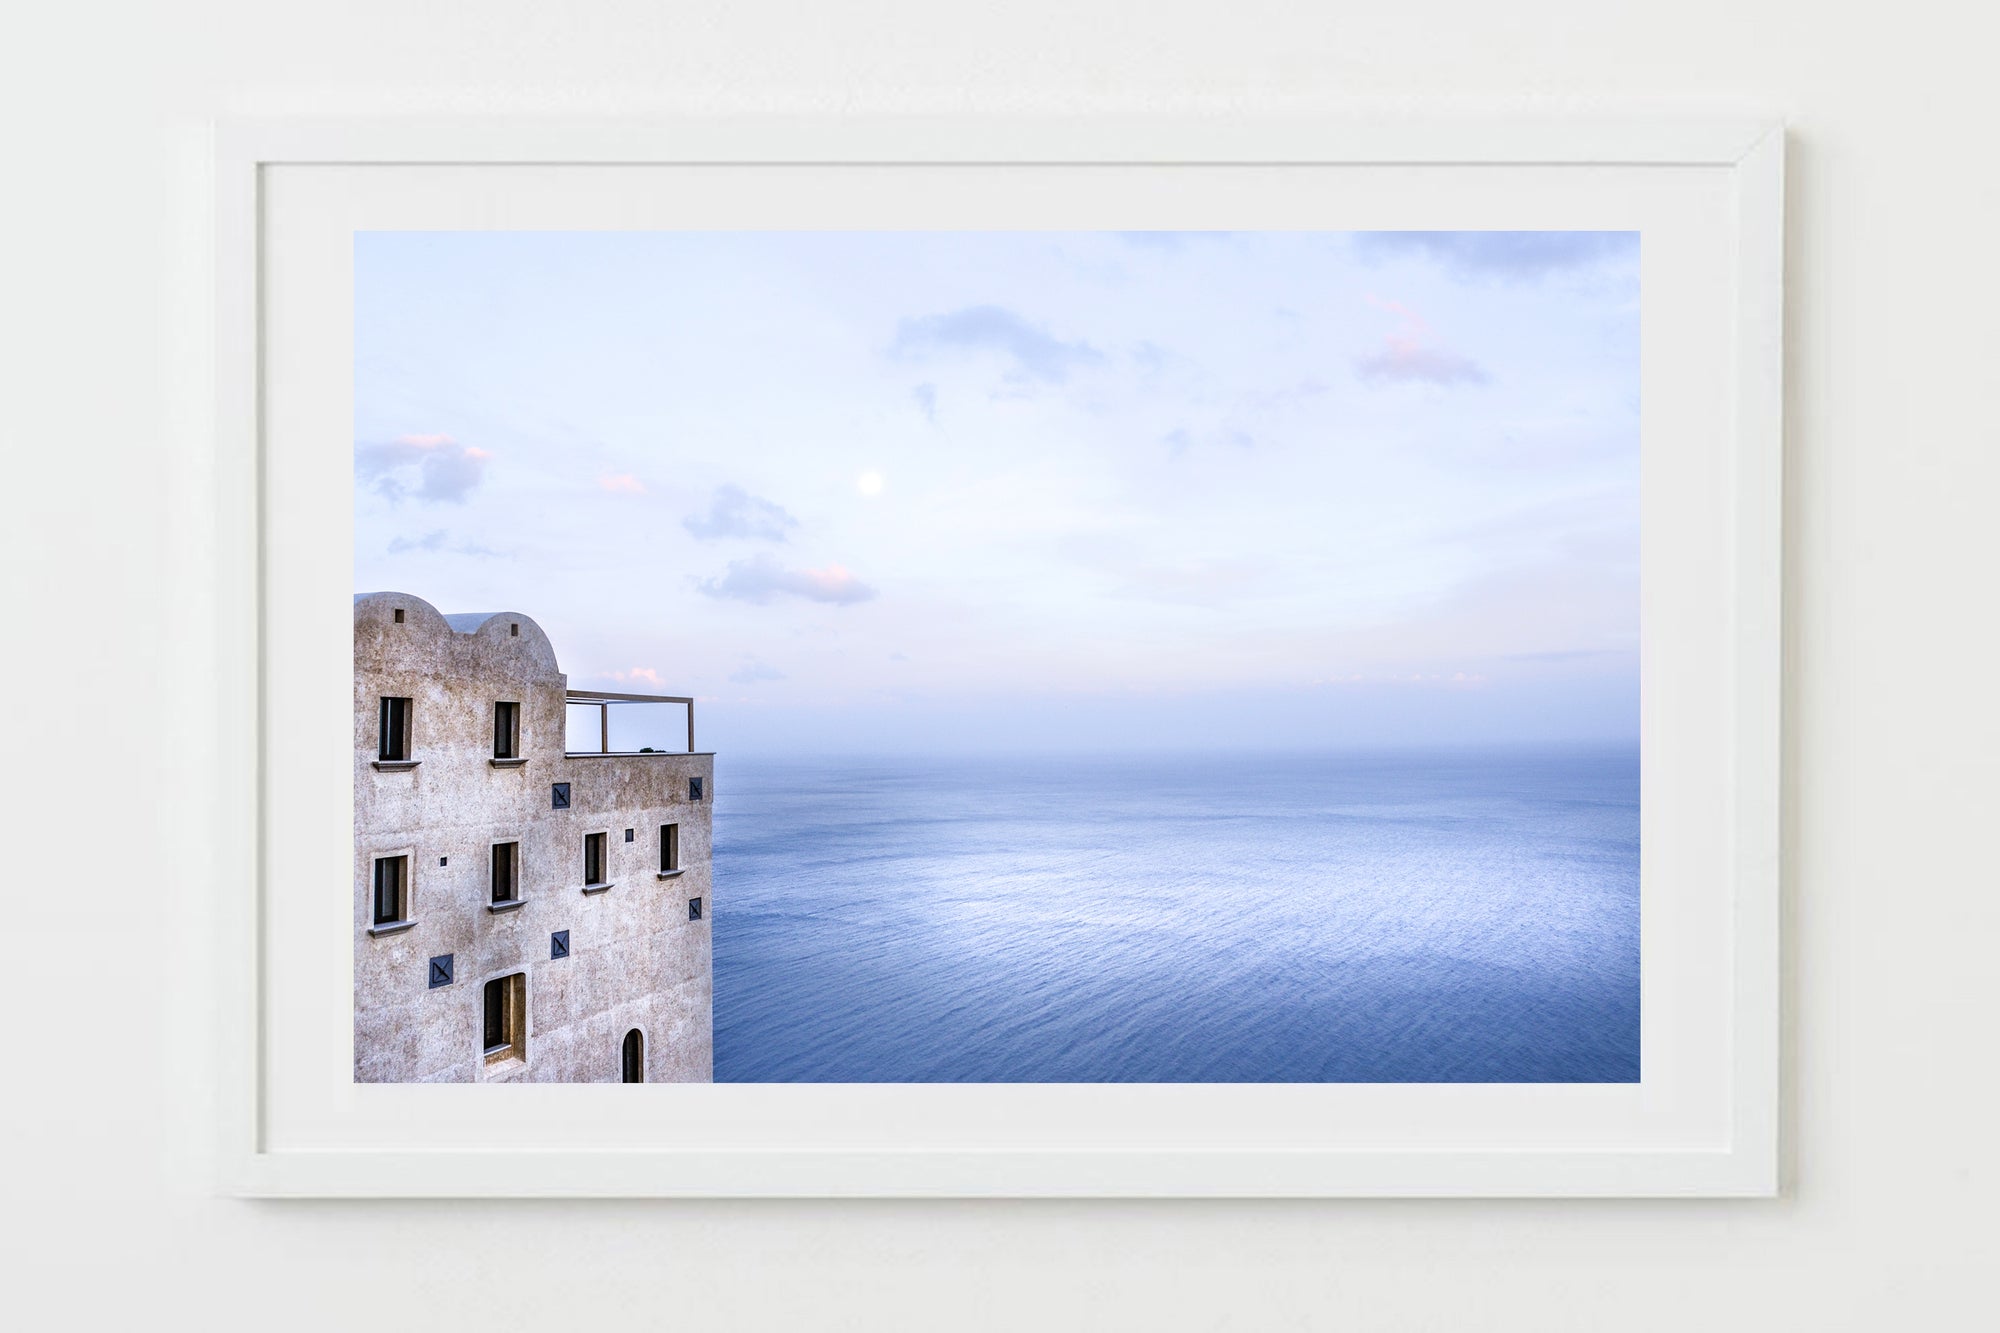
[4,2,1994,1327]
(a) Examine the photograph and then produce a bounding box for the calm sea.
[711,746,1639,1082]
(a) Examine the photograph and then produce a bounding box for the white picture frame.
[215,114,1783,1198]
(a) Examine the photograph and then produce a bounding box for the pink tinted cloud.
[356,433,493,503]
[696,553,878,605]
[1355,295,1488,388]
[799,565,868,600]
[599,473,646,494]
[610,667,664,686]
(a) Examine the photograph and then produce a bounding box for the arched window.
[621,1028,644,1083]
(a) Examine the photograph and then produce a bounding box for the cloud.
[912,382,937,423]
[1357,345,1487,387]
[891,305,1104,384]
[386,528,505,558]
[729,660,786,684]
[697,554,877,606]
[387,529,447,554]
[355,434,492,503]
[599,473,646,494]
[1355,297,1488,388]
[1354,231,1637,281]
[682,484,799,542]
[610,667,663,686]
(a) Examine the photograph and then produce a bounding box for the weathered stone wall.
[353,592,713,1083]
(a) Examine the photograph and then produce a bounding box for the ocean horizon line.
[703,738,1642,765]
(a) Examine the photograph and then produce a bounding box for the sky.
[354,230,1639,755]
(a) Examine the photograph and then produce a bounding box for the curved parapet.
[354,591,563,680]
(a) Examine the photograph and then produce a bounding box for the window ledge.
[367,920,416,937]
[487,899,524,914]
[656,869,685,880]
[372,759,420,772]
[581,882,615,895]
[488,757,527,768]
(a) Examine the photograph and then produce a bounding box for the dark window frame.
[371,854,408,925]
[483,973,526,1061]
[659,823,680,874]
[490,841,519,905]
[493,701,521,759]
[377,696,412,761]
[583,831,608,887]
[482,977,507,1054]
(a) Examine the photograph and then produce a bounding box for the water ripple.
[713,746,1640,1082]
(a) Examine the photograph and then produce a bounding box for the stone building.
[353,592,713,1083]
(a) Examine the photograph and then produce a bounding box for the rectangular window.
[482,978,503,1051]
[584,831,607,886]
[371,855,407,925]
[493,701,520,759]
[483,973,526,1060]
[660,823,680,874]
[491,841,519,904]
[689,775,704,802]
[377,696,411,761]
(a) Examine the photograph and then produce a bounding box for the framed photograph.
[216,115,1782,1196]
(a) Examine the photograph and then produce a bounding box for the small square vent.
[551,782,571,810]
[428,954,454,988]
[688,897,703,922]
[550,930,570,960]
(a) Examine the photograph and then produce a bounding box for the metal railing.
[564,690,695,755]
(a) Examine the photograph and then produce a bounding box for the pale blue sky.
[355,231,1639,754]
